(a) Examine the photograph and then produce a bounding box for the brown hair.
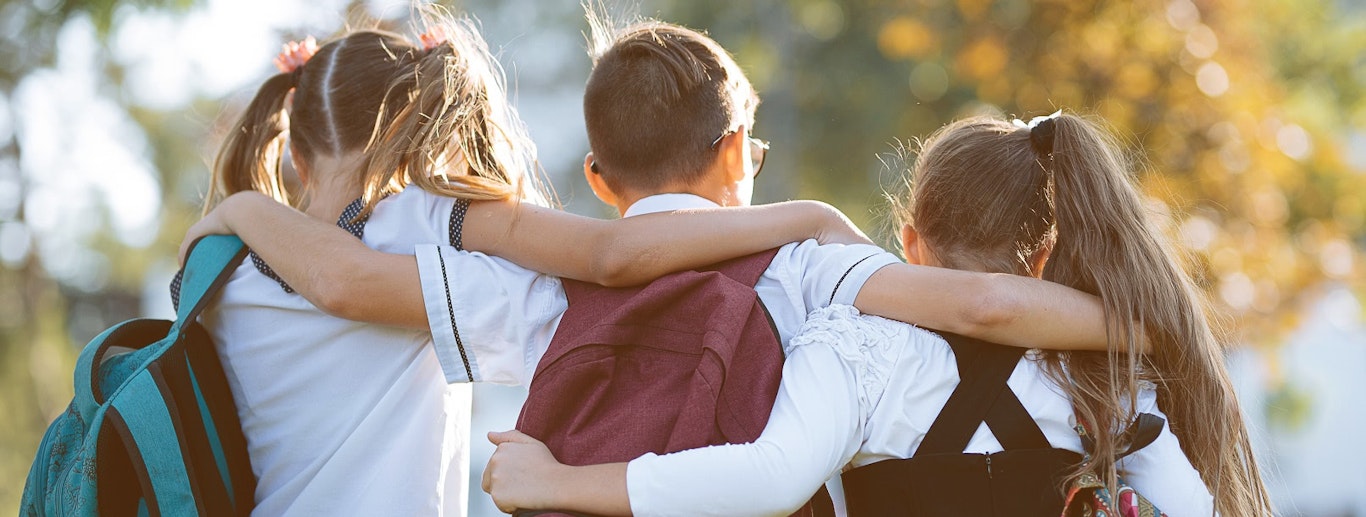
[207,10,545,218]
[892,114,1272,516]
[582,12,758,193]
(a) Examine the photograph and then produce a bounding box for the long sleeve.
[626,305,900,517]
[626,344,862,516]
[1117,390,1217,517]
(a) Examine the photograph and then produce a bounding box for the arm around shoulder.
[853,264,1117,351]
[463,199,872,287]
[193,192,429,329]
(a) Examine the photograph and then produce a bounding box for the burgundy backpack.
[515,248,832,517]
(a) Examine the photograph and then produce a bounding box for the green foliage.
[662,0,1366,341]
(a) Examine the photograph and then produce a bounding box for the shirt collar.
[622,193,721,218]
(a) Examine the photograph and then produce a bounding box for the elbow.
[308,259,367,320]
[587,235,650,288]
[954,275,1021,336]
[310,277,357,319]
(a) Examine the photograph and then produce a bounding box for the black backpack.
[841,333,1162,516]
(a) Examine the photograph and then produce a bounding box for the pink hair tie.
[273,36,319,74]
[418,27,448,51]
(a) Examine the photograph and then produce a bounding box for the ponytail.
[1042,114,1272,516]
[359,15,549,220]
[206,71,297,215]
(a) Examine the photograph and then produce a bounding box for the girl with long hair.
[480,113,1273,517]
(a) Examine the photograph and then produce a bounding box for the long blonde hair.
[207,8,548,218]
[893,113,1272,516]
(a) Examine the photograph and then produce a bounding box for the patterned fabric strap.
[1062,472,1166,517]
[448,198,470,250]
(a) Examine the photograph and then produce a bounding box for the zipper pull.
[985,454,993,479]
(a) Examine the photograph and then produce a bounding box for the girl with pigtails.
[479,113,1273,517]
[188,13,879,515]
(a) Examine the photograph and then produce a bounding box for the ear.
[290,144,310,186]
[583,152,619,207]
[900,224,922,265]
[716,127,748,183]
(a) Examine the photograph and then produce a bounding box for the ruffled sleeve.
[787,304,909,436]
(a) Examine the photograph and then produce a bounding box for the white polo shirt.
[411,193,901,386]
[199,186,471,516]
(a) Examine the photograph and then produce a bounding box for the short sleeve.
[413,244,566,386]
[778,240,901,312]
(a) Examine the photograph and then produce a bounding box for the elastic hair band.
[1030,117,1057,157]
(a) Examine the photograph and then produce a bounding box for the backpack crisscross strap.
[22,235,255,517]
[841,333,1084,516]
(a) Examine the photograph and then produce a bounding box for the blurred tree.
[655,0,1365,347]
[0,0,196,510]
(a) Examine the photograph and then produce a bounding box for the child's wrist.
[534,463,577,510]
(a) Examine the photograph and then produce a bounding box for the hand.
[482,430,563,514]
[810,202,874,246]
[179,208,234,266]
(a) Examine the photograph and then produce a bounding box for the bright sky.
[11,0,591,292]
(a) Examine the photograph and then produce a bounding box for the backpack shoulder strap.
[1078,411,1166,460]
[915,333,1049,455]
[172,235,249,335]
[707,248,780,287]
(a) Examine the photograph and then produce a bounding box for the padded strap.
[172,235,248,336]
[1080,412,1166,460]
[710,248,780,287]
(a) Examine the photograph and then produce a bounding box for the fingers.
[487,429,537,445]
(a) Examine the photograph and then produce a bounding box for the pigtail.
[359,14,549,220]
[1043,114,1272,516]
[206,72,297,215]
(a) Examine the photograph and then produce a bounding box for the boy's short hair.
[584,19,759,192]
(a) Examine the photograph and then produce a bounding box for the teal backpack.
[21,235,256,516]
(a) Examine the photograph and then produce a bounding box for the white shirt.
[626,305,1216,517]
[411,193,900,387]
[200,186,471,516]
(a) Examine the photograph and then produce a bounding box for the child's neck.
[300,152,366,221]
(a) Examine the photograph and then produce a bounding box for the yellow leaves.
[1115,62,1160,100]
[877,17,939,60]
[955,0,992,21]
[954,35,1008,82]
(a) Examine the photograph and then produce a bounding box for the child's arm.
[180,191,868,329]
[851,266,1132,352]
[482,343,863,516]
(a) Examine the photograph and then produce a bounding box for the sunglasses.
[589,131,771,176]
[711,130,770,177]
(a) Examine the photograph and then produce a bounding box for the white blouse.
[626,305,1215,517]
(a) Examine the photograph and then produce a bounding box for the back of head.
[583,15,758,193]
[208,9,546,218]
[893,113,1273,516]
[208,29,419,212]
